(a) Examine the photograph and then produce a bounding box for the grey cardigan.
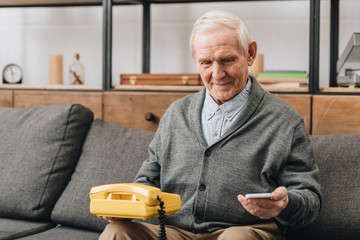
[135,77,322,233]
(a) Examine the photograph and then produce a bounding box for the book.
[257,72,308,78]
[259,82,308,92]
[261,70,307,73]
[257,76,308,84]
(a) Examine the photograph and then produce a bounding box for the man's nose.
[212,62,226,81]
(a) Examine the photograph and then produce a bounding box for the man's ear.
[247,41,258,66]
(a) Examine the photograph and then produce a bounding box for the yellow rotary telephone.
[89,183,181,220]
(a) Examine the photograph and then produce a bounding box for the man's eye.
[222,58,234,63]
[200,61,211,67]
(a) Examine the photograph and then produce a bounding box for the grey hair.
[189,10,251,56]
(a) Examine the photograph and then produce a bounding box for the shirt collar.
[204,78,252,121]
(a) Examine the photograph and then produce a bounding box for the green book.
[258,72,308,78]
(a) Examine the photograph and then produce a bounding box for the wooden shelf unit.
[0,0,353,94]
[1,0,360,135]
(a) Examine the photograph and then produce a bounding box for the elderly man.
[99,10,321,240]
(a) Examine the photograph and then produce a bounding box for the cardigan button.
[199,184,206,191]
[204,149,211,157]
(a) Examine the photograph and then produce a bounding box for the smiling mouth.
[214,82,232,86]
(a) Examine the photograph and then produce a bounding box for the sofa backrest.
[287,134,360,240]
[50,119,155,232]
[0,104,94,221]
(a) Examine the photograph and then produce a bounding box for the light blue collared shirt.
[201,78,252,146]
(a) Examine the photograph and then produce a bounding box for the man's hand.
[102,217,133,223]
[237,186,289,219]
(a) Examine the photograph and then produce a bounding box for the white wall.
[0,1,359,88]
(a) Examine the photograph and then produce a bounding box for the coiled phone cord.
[157,196,167,240]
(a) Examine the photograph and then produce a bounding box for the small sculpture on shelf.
[69,53,84,85]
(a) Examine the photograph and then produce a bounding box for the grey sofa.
[0,104,359,240]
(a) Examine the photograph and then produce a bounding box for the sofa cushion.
[287,134,360,240]
[51,119,155,232]
[0,104,94,221]
[16,225,100,240]
[0,218,55,240]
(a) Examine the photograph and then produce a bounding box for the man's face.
[192,27,255,105]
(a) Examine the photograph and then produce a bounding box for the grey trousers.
[98,221,284,240]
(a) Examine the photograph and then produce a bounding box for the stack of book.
[256,71,308,91]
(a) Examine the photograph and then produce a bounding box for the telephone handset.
[89,183,181,220]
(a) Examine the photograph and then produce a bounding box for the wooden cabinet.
[13,90,103,119]
[0,90,312,133]
[0,90,13,107]
[312,95,360,135]
[103,91,312,133]
[103,91,190,132]
[276,94,312,133]
[4,90,360,135]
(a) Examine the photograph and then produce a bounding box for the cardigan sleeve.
[276,121,322,226]
[134,126,162,188]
